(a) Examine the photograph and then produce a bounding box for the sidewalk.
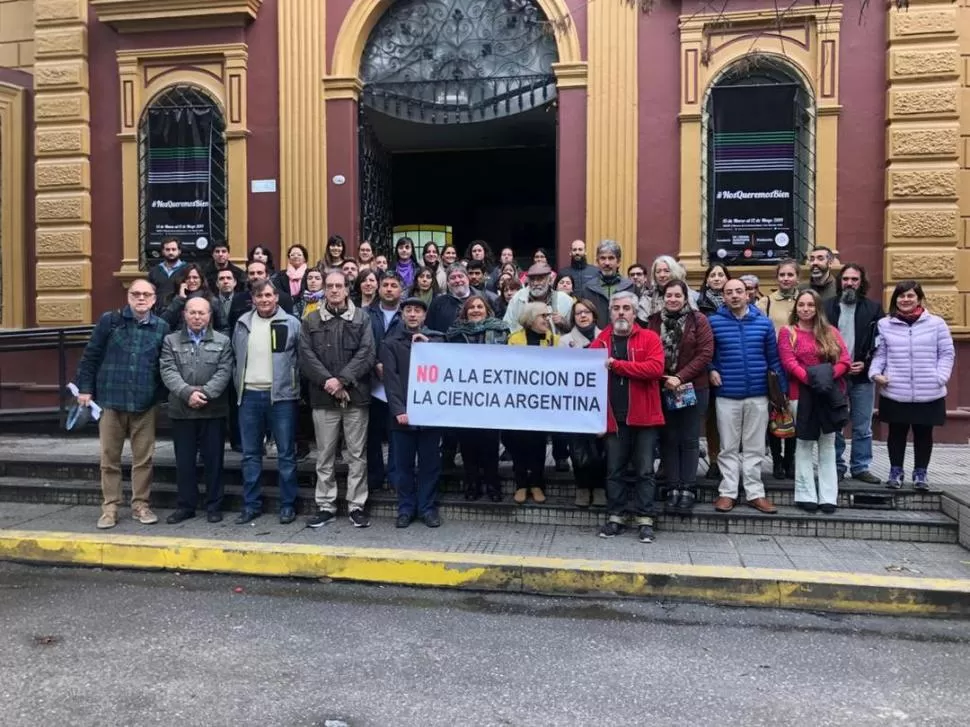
[3,501,970,617]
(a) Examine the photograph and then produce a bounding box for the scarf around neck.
[895,306,924,324]
[660,308,688,373]
[448,317,508,343]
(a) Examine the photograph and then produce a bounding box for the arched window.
[703,55,815,265]
[138,84,227,268]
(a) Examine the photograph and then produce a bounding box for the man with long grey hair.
[585,239,636,328]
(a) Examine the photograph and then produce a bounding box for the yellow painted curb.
[2,530,969,617]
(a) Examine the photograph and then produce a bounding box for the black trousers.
[508,430,548,491]
[605,424,658,520]
[887,422,934,469]
[226,382,241,449]
[457,428,500,496]
[661,388,709,491]
[768,431,796,469]
[551,434,569,462]
[367,398,391,489]
[171,417,226,513]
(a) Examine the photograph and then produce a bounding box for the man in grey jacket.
[159,297,234,524]
[231,279,302,525]
[301,270,376,529]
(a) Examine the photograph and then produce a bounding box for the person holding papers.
[76,279,169,530]
[445,295,510,502]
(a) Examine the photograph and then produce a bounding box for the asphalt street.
[1,563,968,727]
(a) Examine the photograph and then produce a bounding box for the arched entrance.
[326,0,587,267]
[359,0,559,263]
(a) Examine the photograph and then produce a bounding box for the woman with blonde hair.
[778,289,851,513]
[758,257,801,479]
[636,255,697,323]
[508,302,559,504]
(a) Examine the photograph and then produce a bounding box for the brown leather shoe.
[513,488,527,504]
[530,487,546,504]
[748,497,778,514]
[713,496,736,512]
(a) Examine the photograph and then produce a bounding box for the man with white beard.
[589,291,666,543]
[427,264,474,334]
[503,262,573,334]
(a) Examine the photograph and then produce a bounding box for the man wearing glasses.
[76,279,171,529]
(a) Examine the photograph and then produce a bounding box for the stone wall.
[0,0,34,72]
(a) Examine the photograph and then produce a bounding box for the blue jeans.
[239,390,298,512]
[390,428,441,517]
[835,379,874,476]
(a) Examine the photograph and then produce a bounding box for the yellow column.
[278,0,328,264]
[885,1,965,336]
[585,0,638,264]
[32,0,92,326]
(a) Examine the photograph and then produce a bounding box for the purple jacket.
[868,311,955,403]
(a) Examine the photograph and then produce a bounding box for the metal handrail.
[0,325,95,423]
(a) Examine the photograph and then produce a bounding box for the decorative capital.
[552,62,588,89]
[323,76,364,101]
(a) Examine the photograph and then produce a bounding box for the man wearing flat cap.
[380,296,445,529]
[503,262,573,334]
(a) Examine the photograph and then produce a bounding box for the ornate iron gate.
[358,111,393,254]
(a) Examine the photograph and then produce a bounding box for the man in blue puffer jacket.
[709,278,786,514]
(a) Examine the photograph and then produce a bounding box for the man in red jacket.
[590,291,666,543]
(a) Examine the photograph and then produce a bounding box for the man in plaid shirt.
[76,279,170,529]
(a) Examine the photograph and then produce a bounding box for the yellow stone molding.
[330,0,582,79]
[33,0,92,327]
[585,0,638,264]
[0,82,27,328]
[113,43,249,285]
[89,0,261,32]
[322,76,364,102]
[551,61,588,89]
[279,0,327,263]
[885,1,966,336]
[678,5,843,273]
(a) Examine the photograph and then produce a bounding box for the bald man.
[159,296,235,524]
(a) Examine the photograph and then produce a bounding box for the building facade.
[0,0,967,434]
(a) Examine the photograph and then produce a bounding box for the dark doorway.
[362,103,557,267]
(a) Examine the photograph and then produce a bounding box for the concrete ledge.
[2,530,970,617]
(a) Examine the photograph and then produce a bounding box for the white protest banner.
[406,343,608,433]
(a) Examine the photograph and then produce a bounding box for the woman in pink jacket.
[778,290,851,513]
[869,281,955,489]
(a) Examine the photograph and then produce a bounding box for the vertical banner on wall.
[709,84,797,265]
[144,107,214,261]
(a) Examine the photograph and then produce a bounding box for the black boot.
[772,460,785,480]
[676,490,696,514]
[665,488,681,514]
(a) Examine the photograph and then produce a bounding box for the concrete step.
[0,451,942,512]
[0,477,956,543]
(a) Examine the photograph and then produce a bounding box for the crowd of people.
[75,235,955,544]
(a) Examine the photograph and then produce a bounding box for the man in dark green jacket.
[75,279,169,530]
[159,296,235,524]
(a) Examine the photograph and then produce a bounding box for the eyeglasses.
[129,291,154,299]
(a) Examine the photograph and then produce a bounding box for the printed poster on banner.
[709,83,798,265]
[144,106,215,261]
[406,343,608,434]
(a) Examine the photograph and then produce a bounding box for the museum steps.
[0,441,957,544]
